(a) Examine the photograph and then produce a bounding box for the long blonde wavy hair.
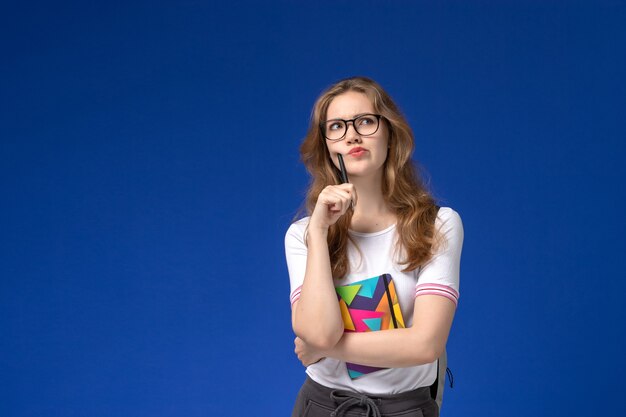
[299,76,443,279]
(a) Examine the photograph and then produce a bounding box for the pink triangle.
[349,309,385,332]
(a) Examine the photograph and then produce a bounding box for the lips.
[348,147,367,155]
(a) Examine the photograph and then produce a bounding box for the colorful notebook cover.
[335,273,405,379]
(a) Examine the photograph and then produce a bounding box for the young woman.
[285,77,464,417]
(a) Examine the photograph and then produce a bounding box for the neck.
[349,172,395,228]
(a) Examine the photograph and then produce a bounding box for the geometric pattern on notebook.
[335,273,405,379]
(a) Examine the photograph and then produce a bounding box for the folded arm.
[291,229,344,351]
[295,294,456,368]
[293,207,463,368]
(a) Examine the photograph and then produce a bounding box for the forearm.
[327,328,438,368]
[293,229,344,349]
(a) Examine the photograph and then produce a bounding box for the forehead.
[326,91,374,120]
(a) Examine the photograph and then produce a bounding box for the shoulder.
[435,207,464,242]
[284,216,311,244]
[436,207,462,226]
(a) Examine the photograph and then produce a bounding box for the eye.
[358,115,376,125]
[328,121,344,131]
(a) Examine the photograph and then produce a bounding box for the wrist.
[305,226,328,244]
[323,334,342,360]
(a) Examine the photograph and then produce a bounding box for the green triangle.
[336,284,361,305]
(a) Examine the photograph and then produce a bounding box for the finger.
[337,183,357,207]
[321,185,352,201]
[349,185,357,207]
[324,190,350,213]
[320,192,346,214]
[321,198,342,214]
[326,187,354,210]
[331,184,357,208]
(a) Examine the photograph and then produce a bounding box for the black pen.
[337,153,354,209]
[337,153,349,183]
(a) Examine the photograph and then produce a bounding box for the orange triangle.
[388,282,398,302]
[376,296,391,329]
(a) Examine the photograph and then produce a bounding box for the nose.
[345,121,362,144]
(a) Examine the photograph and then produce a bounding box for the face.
[324,91,389,181]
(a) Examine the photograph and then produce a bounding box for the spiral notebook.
[335,273,405,379]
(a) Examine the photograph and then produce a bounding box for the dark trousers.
[291,376,439,417]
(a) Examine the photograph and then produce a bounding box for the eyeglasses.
[320,113,383,141]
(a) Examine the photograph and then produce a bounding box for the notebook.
[335,273,406,379]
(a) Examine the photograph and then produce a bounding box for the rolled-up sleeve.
[414,208,464,307]
[284,218,309,306]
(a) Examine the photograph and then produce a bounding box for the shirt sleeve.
[414,207,464,307]
[284,218,310,306]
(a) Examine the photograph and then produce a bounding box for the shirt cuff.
[414,283,459,307]
[290,285,302,306]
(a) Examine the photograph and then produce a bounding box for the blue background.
[2,1,625,416]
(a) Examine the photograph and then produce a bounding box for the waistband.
[301,376,435,417]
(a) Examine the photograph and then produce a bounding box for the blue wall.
[2,1,625,416]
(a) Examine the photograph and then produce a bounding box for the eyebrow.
[325,113,372,121]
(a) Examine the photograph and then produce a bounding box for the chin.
[349,167,383,179]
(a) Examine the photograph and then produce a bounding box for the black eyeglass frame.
[320,113,384,141]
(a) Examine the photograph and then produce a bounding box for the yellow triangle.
[339,299,355,331]
[393,303,405,328]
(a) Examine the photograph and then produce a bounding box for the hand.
[309,184,357,230]
[294,337,326,367]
